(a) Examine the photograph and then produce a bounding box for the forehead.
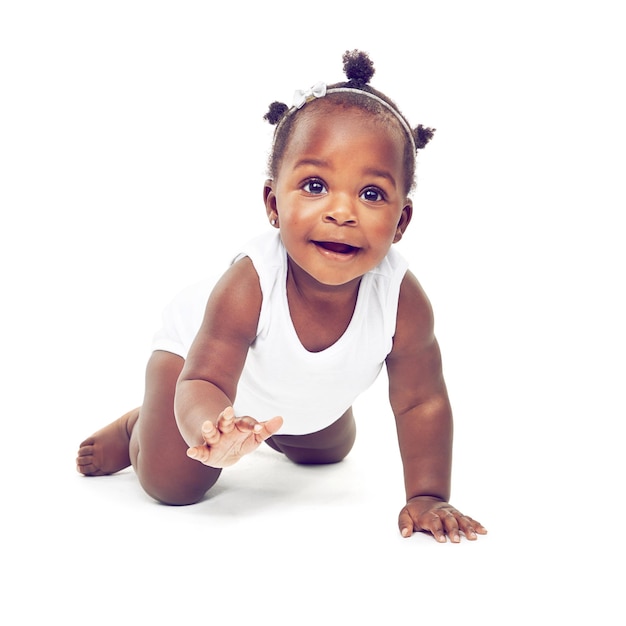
[281,101,406,170]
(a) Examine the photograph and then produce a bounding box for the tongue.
[318,242,355,254]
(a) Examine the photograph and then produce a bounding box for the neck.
[286,256,361,304]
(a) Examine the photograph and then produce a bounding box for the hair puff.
[414,124,436,150]
[264,101,289,125]
[342,49,375,86]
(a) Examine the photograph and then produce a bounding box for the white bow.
[292,81,327,109]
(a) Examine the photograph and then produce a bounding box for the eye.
[360,187,386,202]
[302,179,327,195]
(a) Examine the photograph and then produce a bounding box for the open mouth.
[313,241,359,255]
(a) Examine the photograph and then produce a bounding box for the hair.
[263,50,435,194]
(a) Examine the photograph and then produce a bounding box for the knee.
[149,487,206,506]
[279,429,356,465]
[138,469,221,506]
[280,440,353,465]
[280,448,342,465]
[273,409,357,465]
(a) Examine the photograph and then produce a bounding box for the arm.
[386,271,486,542]
[174,258,283,465]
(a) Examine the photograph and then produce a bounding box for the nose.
[323,195,358,226]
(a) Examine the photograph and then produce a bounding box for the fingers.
[198,407,237,446]
[458,515,488,539]
[187,409,283,466]
[398,508,414,538]
[419,510,451,543]
[399,502,488,543]
[439,510,461,543]
[258,415,284,438]
[440,511,488,541]
[201,408,283,439]
[402,509,453,543]
[216,406,236,434]
[234,414,284,440]
[186,442,211,464]
[423,509,478,543]
[200,419,221,446]
[187,409,235,464]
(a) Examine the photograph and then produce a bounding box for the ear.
[264,179,279,227]
[393,199,413,243]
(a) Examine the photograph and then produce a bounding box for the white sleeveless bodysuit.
[152,231,409,435]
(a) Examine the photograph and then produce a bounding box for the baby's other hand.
[398,496,487,543]
[186,407,283,468]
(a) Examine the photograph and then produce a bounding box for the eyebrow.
[293,159,397,188]
[362,167,397,189]
[293,158,331,170]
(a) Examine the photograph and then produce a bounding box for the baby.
[77,50,487,543]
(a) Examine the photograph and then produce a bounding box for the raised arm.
[174,258,283,466]
[386,271,486,542]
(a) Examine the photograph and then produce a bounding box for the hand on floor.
[398,496,487,543]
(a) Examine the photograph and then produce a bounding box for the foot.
[76,409,139,476]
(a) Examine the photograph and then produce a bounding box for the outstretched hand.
[398,496,487,543]
[186,406,283,468]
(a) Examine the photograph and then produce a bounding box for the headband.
[275,81,417,154]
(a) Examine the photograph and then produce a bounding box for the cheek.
[279,196,317,226]
[277,208,309,242]
[280,211,304,231]
[367,212,403,241]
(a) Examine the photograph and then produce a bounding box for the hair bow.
[292,81,327,109]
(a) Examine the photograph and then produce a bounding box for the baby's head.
[264,50,434,197]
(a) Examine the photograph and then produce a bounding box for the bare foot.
[76,408,139,476]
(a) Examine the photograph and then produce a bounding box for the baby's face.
[266,104,412,287]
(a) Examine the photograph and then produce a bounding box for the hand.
[186,406,283,468]
[398,496,487,543]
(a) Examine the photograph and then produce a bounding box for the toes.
[76,457,105,476]
[76,444,99,474]
[77,444,95,457]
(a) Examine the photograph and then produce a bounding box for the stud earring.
[270,218,277,226]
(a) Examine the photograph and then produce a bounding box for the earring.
[270,218,277,226]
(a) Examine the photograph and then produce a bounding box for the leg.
[267,407,356,465]
[77,350,221,505]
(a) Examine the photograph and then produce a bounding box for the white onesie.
[151,231,409,435]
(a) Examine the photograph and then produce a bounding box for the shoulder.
[181,255,263,397]
[389,270,435,358]
[203,256,262,345]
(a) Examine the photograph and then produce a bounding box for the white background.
[1,1,624,623]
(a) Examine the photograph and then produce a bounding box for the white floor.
[5,364,623,625]
[3,2,625,624]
